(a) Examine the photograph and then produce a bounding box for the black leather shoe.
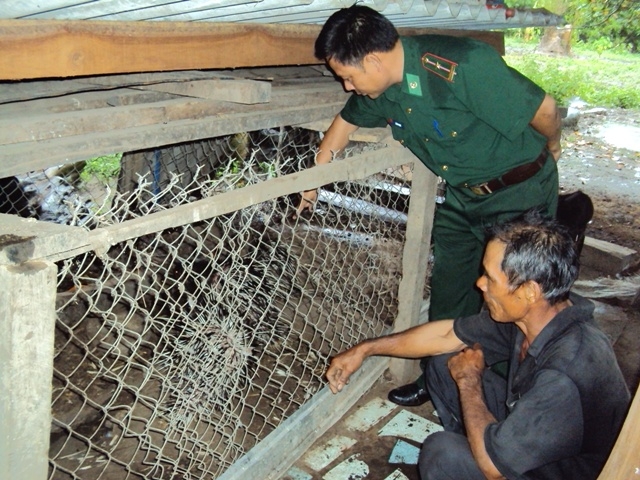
[388,383,431,407]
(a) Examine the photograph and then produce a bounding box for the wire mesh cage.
[0,127,417,479]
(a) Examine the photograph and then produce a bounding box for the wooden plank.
[597,385,640,479]
[144,78,272,104]
[0,85,348,177]
[298,119,394,144]
[0,20,323,80]
[216,357,389,480]
[0,88,179,117]
[582,236,637,275]
[0,98,224,144]
[0,20,504,80]
[0,260,57,480]
[0,214,90,265]
[388,160,437,384]
[0,82,346,144]
[0,71,237,104]
[0,145,411,263]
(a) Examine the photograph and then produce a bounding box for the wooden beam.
[598,385,640,479]
[582,236,637,275]
[216,357,389,480]
[0,20,323,80]
[143,78,272,104]
[389,160,437,384]
[0,88,348,177]
[0,20,504,80]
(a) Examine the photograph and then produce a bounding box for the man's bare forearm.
[326,320,465,393]
[315,114,359,165]
[456,376,505,480]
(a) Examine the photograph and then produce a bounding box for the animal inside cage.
[1,127,433,479]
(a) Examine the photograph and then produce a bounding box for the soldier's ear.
[364,53,382,71]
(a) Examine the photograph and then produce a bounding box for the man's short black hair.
[314,5,399,65]
[487,210,579,305]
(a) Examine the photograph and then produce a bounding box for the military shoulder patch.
[422,53,458,82]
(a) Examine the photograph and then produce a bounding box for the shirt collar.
[383,37,419,102]
[526,293,596,358]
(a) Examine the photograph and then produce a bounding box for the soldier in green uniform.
[299,5,562,406]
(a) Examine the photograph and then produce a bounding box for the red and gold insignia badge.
[422,53,458,82]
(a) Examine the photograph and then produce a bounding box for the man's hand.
[448,343,485,385]
[295,189,318,218]
[448,343,505,480]
[326,347,364,394]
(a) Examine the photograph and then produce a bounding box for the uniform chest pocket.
[428,108,480,144]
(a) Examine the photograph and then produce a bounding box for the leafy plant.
[80,153,123,182]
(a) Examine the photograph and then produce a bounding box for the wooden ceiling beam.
[0,19,503,81]
[0,20,323,81]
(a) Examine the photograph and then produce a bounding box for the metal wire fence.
[1,127,417,479]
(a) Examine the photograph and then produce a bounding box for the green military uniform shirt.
[340,35,548,188]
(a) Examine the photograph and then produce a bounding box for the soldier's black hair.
[314,5,399,66]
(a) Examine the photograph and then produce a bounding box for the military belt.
[467,150,548,196]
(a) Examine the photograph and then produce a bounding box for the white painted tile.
[303,435,358,471]
[388,439,420,465]
[378,409,443,443]
[282,466,314,480]
[344,397,398,432]
[322,454,369,480]
[384,469,411,480]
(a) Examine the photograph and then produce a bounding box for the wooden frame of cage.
[0,118,436,480]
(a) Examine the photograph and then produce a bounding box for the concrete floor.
[283,275,640,480]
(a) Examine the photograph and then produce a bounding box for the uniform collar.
[383,37,421,102]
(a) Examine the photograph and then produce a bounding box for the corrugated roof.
[3,0,563,30]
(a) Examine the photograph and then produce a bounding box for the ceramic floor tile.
[322,454,369,480]
[344,397,398,432]
[378,409,443,443]
[303,435,358,471]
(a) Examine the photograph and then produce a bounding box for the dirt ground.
[558,107,640,258]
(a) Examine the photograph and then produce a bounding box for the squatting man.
[325,212,630,480]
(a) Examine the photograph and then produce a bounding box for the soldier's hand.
[295,189,318,218]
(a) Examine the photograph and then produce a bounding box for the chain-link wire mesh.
[2,127,414,479]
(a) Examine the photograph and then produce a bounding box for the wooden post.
[0,260,57,480]
[389,159,437,383]
[597,385,640,479]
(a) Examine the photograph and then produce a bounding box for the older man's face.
[476,240,529,323]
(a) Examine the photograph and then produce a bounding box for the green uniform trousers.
[428,153,559,321]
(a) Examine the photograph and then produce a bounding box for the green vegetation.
[505,39,640,108]
[509,0,639,52]
[80,153,122,183]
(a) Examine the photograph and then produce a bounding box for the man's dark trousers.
[418,353,508,479]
